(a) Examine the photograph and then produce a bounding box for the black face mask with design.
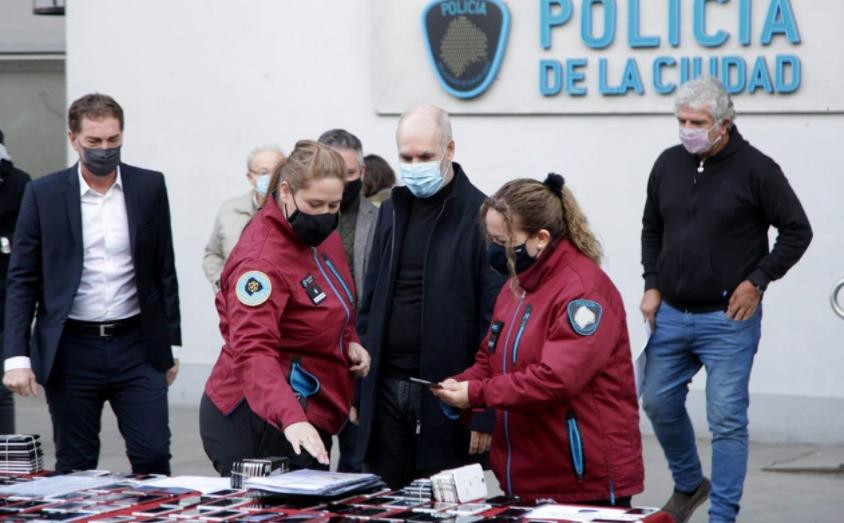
[286,196,339,247]
[81,145,121,177]
[486,242,536,276]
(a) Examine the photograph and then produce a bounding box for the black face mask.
[487,242,537,276]
[81,145,121,177]
[286,197,339,247]
[341,178,362,212]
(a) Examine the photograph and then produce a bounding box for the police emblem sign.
[422,0,510,99]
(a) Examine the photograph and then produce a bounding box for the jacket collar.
[390,161,470,211]
[260,192,310,249]
[516,238,578,293]
[698,125,746,164]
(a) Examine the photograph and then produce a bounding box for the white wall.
[65,1,844,441]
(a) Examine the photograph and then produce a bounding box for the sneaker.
[661,477,711,523]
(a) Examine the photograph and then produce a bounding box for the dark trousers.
[337,419,362,472]
[0,331,14,434]
[199,393,331,477]
[364,377,438,490]
[44,325,170,474]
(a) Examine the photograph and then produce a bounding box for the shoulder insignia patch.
[567,299,603,336]
[236,271,272,307]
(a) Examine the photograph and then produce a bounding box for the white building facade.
[65,0,844,444]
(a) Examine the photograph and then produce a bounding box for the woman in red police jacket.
[435,174,643,505]
[200,140,370,476]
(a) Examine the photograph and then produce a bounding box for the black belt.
[64,315,141,337]
[663,299,725,314]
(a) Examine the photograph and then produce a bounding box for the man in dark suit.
[0,129,32,434]
[2,93,181,474]
[356,105,505,489]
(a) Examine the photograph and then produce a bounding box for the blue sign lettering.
[540,0,573,49]
[581,0,616,49]
[566,58,588,95]
[441,0,487,17]
[628,0,660,48]
[761,0,801,44]
[694,0,729,47]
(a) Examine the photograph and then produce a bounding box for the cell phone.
[133,505,180,517]
[383,499,427,509]
[207,489,246,498]
[201,510,247,521]
[408,377,443,389]
[346,507,388,518]
[494,507,531,518]
[351,497,393,506]
[199,498,250,511]
[447,504,491,516]
[34,512,90,521]
[237,512,285,522]
[484,496,518,507]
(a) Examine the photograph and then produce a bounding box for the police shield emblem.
[422,0,510,99]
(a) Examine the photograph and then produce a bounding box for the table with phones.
[0,473,672,523]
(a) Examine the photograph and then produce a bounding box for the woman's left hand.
[433,380,471,409]
[348,342,371,378]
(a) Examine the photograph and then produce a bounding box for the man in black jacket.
[3,94,180,474]
[639,76,812,523]
[0,130,31,434]
[356,105,505,489]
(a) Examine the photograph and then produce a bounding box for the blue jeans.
[642,302,761,523]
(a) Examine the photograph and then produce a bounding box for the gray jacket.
[202,191,257,288]
[352,197,377,301]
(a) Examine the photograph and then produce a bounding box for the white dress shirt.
[68,166,140,321]
[5,166,178,373]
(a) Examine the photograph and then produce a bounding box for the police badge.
[422,0,511,99]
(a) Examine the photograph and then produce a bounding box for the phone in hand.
[409,377,443,389]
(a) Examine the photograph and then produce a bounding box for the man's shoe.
[661,477,711,523]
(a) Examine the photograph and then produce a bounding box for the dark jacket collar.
[701,125,746,164]
[390,161,471,210]
[517,238,578,293]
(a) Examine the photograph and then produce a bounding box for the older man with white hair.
[202,145,285,289]
[355,104,505,489]
[639,76,812,523]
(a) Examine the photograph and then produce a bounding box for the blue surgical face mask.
[255,174,271,197]
[399,150,447,198]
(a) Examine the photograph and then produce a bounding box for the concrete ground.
[12,395,844,522]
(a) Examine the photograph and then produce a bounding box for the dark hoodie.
[641,125,812,310]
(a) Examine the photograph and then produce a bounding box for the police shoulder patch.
[235,270,272,307]
[567,299,603,336]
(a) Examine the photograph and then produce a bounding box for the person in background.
[200,140,370,476]
[203,146,285,290]
[0,129,31,434]
[3,93,180,473]
[362,154,396,207]
[640,76,812,523]
[435,174,644,506]
[317,129,377,473]
[356,104,505,489]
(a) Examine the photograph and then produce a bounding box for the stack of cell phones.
[0,434,44,475]
[231,457,290,489]
[430,464,486,503]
